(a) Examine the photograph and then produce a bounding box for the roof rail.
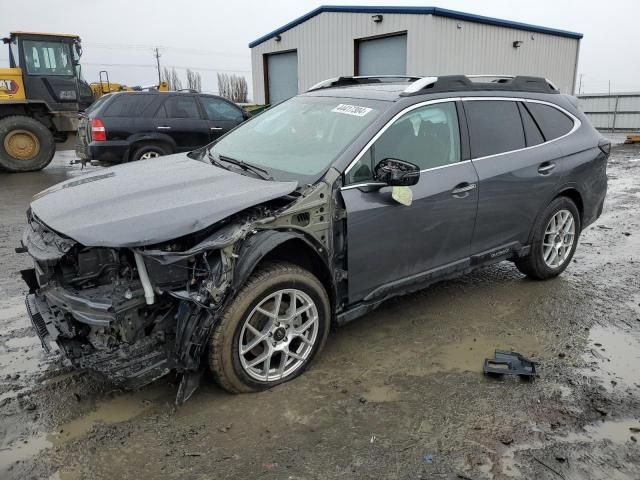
[401,75,559,96]
[308,75,421,92]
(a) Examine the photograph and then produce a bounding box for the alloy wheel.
[238,289,319,382]
[542,209,576,268]
[140,151,161,160]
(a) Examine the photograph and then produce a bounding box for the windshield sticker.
[331,104,373,117]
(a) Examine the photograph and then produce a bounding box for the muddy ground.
[0,142,639,480]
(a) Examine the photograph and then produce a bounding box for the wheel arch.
[232,230,336,313]
[0,102,54,130]
[127,133,176,159]
[526,184,584,244]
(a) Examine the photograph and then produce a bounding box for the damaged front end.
[20,209,242,402]
[20,171,340,403]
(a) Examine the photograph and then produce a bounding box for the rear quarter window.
[102,94,156,117]
[465,100,525,158]
[525,102,574,141]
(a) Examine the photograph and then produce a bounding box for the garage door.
[266,51,298,105]
[357,34,407,76]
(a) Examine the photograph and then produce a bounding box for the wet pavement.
[0,143,639,479]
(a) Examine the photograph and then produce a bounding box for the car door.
[198,95,246,141]
[464,98,568,256]
[153,94,211,151]
[340,100,479,303]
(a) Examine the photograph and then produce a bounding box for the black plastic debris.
[483,350,537,377]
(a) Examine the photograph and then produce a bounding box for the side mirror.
[374,158,420,187]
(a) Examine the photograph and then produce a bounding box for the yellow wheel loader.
[0,32,96,172]
[0,32,167,172]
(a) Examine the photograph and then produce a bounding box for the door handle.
[210,127,223,131]
[157,126,171,130]
[451,182,477,197]
[538,162,556,175]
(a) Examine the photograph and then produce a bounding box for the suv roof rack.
[401,75,559,96]
[308,75,421,92]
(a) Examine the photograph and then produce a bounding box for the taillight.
[91,118,106,141]
[598,139,611,156]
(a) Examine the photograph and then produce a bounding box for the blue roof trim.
[248,5,583,48]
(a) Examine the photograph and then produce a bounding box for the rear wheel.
[515,197,581,280]
[0,116,55,172]
[131,143,169,161]
[208,262,331,393]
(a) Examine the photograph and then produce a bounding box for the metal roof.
[249,5,583,48]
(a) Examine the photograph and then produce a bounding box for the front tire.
[0,116,55,172]
[208,262,331,393]
[515,196,581,280]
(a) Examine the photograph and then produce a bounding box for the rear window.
[465,100,525,158]
[525,103,574,141]
[102,94,155,117]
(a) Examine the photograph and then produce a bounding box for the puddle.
[583,325,640,389]
[410,334,540,375]
[558,419,640,445]
[362,384,401,402]
[5,335,41,349]
[50,386,166,445]
[0,346,45,377]
[0,433,52,472]
[0,302,26,323]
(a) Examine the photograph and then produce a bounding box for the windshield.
[209,96,385,182]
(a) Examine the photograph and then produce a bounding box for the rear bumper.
[75,140,130,163]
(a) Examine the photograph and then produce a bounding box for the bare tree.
[186,69,202,92]
[217,73,248,103]
[161,67,183,91]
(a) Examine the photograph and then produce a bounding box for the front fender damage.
[21,170,340,404]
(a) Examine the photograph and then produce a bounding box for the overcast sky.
[2,0,637,99]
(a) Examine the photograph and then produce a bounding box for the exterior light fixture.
[275,35,282,42]
[372,14,383,23]
[513,40,523,48]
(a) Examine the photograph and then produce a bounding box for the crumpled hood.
[30,154,297,247]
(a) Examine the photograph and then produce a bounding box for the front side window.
[209,96,384,182]
[465,100,525,158]
[200,96,243,122]
[23,40,74,76]
[159,96,201,119]
[347,102,461,184]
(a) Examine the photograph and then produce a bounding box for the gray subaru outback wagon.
[21,75,608,401]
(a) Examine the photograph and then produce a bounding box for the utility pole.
[154,47,162,84]
[578,74,583,95]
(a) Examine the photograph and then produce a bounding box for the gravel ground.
[0,143,639,480]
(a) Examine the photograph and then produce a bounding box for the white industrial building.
[249,6,582,104]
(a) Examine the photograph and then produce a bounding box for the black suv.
[76,91,249,163]
[23,75,608,402]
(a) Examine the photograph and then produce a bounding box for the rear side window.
[102,94,155,117]
[158,96,201,119]
[518,102,545,147]
[465,100,525,158]
[525,102,574,141]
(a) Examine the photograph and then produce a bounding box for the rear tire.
[208,262,331,393]
[515,197,581,280]
[0,116,55,172]
[131,143,169,161]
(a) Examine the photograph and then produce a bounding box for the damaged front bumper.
[24,286,173,389]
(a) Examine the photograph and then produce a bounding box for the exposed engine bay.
[21,168,345,403]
